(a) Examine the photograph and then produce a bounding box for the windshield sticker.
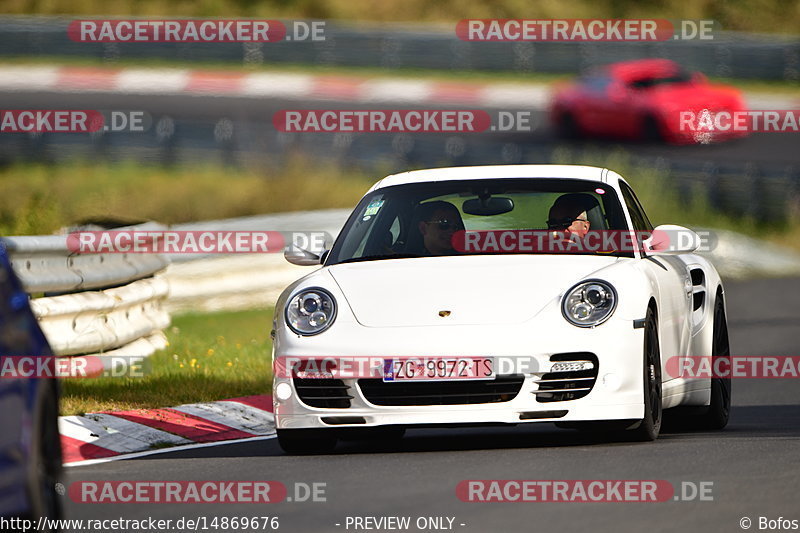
[363,198,385,218]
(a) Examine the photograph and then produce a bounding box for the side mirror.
[643,225,700,255]
[284,245,322,266]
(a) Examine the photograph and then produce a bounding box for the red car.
[550,59,748,144]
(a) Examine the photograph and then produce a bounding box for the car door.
[620,182,693,380]
[575,74,616,135]
[600,77,639,135]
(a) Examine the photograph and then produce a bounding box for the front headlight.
[561,280,617,328]
[285,287,337,335]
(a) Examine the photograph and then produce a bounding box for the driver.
[416,201,464,256]
[547,193,597,239]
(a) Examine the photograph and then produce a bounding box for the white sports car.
[271,165,731,454]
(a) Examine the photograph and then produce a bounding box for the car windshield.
[627,70,693,89]
[326,178,632,264]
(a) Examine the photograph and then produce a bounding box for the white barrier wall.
[2,223,171,359]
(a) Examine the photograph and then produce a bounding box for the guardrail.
[162,209,348,313]
[1,17,799,80]
[2,223,171,359]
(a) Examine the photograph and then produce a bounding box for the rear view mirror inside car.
[462,196,514,216]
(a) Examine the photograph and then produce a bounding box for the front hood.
[328,255,621,327]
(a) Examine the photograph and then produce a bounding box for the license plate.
[382,358,494,382]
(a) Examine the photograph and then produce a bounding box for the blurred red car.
[550,59,748,144]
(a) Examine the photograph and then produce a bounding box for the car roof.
[369,165,622,192]
[602,59,682,81]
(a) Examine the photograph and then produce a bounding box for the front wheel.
[276,428,338,455]
[628,308,662,441]
[556,112,581,140]
[642,115,663,143]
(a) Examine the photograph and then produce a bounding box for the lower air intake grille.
[293,378,352,408]
[358,375,524,406]
[535,353,599,403]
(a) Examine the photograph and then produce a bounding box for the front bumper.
[273,318,647,430]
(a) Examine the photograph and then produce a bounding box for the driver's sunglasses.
[426,219,459,231]
[548,217,589,229]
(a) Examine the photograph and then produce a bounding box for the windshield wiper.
[337,253,423,264]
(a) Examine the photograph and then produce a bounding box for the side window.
[619,182,653,232]
[628,76,655,90]
[581,74,612,92]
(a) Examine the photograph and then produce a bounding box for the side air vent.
[534,352,599,403]
[294,378,353,408]
[690,268,706,312]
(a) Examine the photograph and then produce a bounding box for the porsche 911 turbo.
[271,164,731,454]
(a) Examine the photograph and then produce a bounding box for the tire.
[26,382,63,532]
[642,115,663,142]
[276,428,338,455]
[628,307,663,441]
[556,112,581,140]
[696,296,732,429]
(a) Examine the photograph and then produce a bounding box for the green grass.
[2,0,800,34]
[3,57,799,95]
[60,308,274,415]
[0,158,374,236]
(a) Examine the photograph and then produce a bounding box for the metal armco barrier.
[0,17,798,80]
[2,223,171,358]
[28,276,169,356]
[161,209,349,313]
[3,222,169,293]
